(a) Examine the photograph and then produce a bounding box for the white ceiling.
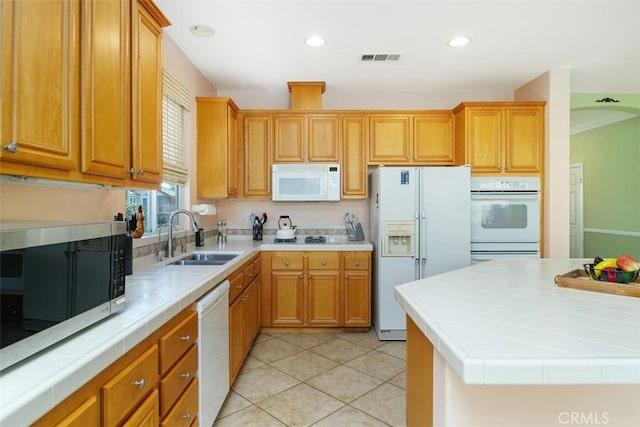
[155,0,640,98]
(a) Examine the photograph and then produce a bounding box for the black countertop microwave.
[0,220,127,371]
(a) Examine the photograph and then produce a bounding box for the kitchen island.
[395,258,640,427]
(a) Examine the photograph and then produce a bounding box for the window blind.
[162,70,190,185]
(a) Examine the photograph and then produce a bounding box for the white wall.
[515,70,571,258]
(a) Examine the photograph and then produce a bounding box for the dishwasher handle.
[196,279,230,317]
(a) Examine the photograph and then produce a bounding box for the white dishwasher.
[196,279,230,427]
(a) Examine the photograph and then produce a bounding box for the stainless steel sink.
[169,252,240,266]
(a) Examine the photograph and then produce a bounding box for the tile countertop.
[0,238,372,426]
[394,258,640,386]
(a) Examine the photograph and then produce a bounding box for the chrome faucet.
[167,209,199,258]
[156,223,177,261]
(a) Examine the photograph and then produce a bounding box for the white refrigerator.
[369,166,471,340]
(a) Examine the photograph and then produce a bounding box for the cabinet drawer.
[308,252,340,270]
[244,258,258,283]
[101,345,159,426]
[160,377,198,427]
[160,344,197,417]
[228,266,246,303]
[344,254,370,270]
[159,311,198,374]
[271,253,304,270]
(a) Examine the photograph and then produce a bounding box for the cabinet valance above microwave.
[272,164,340,202]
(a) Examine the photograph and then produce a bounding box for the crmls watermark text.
[558,412,609,425]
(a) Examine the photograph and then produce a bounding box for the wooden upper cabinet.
[242,113,272,198]
[81,0,131,180]
[454,102,544,176]
[368,115,411,163]
[341,116,367,198]
[273,113,339,163]
[413,113,455,164]
[273,115,305,162]
[504,106,544,173]
[307,115,340,162]
[196,98,240,198]
[0,0,80,174]
[130,0,169,185]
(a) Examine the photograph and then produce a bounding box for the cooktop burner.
[304,236,326,244]
[274,237,297,243]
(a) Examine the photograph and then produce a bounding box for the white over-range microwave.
[272,163,341,201]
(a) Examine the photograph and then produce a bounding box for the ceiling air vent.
[361,53,402,62]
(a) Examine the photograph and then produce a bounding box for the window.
[126,71,190,232]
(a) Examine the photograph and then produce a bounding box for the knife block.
[348,222,365,241]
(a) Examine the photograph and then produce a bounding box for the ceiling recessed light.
[190,25,215,37]
[448,36,471,47]
[305,35,326,47]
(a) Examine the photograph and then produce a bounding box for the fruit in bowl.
[616,255,639,272]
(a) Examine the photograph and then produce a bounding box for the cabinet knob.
[299,274,303,279]
[235,284,242,289]
[321,260,326,266]
[132,378,147,388]
[181,372,191,380]
[129,168,145,176]
[355,261,360,266]
[506,166,512,171]
[179,335,191,342]
[243,294,249,301]
[345,274,349,279]
[182,413,192,421]
[284,261,290,266]
[498,166,503,171]
[3,142,19,153]
[308,274,312,279]
[247,272,254,277]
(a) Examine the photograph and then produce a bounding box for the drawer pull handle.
[182,413,192,421]
[133,378,147,388]
[181,372,191,380]
[355,261,360,267]
[179,335,191,342]
[284,261,290,266]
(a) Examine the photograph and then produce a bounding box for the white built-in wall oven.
[470,177,541,264]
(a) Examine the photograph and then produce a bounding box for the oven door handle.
[471,193,539,200]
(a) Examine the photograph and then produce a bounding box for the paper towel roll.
[190,204,217,215]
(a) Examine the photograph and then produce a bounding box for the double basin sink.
[169,251,240,266]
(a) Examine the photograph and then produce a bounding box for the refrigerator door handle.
[420,213,427,278]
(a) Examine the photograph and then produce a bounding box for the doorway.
[569,163,584,258]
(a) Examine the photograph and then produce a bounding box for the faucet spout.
[167,209,198,258]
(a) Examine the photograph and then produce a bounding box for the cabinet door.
[369,116,411,163]
[252,274,262,339]
[242,284,255,354]
[343,271,371,326]
[504,106,543,173]
[307,115,339,162]
[273,115,305,162]
[307,271,341,325]
[413,113,454,164]
[227,106,239,195]
[102,345,159,426]
[243,115,272,197]
[271,271,304,325]
[466,108,503,173]
[341,116,368,198]
[53,395,99,427]
[0,0,79,172]
[130,0,163,184]
[160,378,198,427]
[229,296,244,382]
[81,0,130,179]
[122,389,159,427]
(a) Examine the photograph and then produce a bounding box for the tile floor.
[214,330,406,427]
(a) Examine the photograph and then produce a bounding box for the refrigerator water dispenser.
[382,221,415,256]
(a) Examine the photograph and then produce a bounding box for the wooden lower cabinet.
[53,395,99,427]
[262,251,371,329]
[229,254,262,383]
[33,308,198,427]
[122,389,159,427]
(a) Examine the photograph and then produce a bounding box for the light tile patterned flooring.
[214,330,406,427]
